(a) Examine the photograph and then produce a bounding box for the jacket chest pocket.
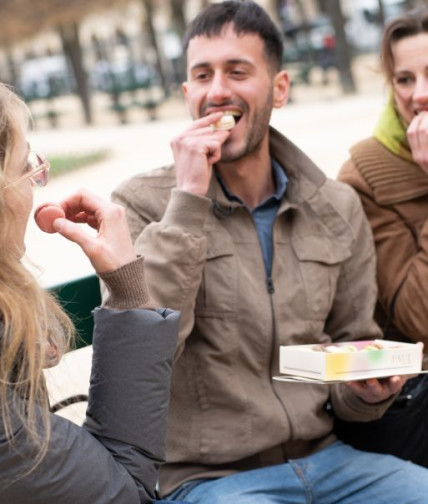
[195,232,237,316]
[291,234,351,321]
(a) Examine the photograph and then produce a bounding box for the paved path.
[25,59,388,287]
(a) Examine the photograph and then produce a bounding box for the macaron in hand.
[212,114,236,131]
[34,202,66,234]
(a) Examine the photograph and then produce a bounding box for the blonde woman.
[0,83,181,503]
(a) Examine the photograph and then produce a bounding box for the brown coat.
[113,128,388,496]
[338,137,428,351]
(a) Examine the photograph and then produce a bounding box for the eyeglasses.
[4,151,50,190]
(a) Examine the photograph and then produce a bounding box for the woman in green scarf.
[337,8,428,467]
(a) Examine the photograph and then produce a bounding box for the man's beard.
[220,93,273,163]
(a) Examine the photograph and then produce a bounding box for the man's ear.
[273,70,290,109]
[182,81,188,98]
[181,81,192,115]
[182,81,191,114]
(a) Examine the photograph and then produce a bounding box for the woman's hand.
[407,111,428,174]
[49,189,137,274]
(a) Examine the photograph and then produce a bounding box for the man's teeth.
[223,111,241,117]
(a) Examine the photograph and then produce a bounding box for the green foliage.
[49,149,110,178]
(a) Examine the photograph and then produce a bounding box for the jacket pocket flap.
[206,233,234,260]
[292,234,352,265]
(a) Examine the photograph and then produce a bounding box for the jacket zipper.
[267,273,294,446]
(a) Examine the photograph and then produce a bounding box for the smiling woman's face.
[3,128,33,258]
[392,33,428,125]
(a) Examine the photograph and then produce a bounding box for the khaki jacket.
[113,128,387,496]
[339,137,428,352]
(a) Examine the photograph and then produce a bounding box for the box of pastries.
[279,340,422,382]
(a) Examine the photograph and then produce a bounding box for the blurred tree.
[141,0,168,95]
[5,51,19,88]
[167,0,186,88]
[0,0,129,124]
[170,0,187,38]
[58,21,92,124]
[294,0,310,24]
[265,0,281,24]
[325,0,356,94]
[377,0,386,26]
[292,0,317,71]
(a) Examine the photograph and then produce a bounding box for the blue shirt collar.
[215,159,288,207]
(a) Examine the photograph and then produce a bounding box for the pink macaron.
[34,203,66,234]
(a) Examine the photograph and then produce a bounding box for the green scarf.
[373,90,413,162]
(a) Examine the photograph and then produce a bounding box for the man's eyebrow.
[190,58,254,72]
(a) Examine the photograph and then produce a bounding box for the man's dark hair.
[183,1,284,72]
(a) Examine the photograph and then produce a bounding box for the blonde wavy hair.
[0,83,74,473]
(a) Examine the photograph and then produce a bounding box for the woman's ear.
[273,70,290,109]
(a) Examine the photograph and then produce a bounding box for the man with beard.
[109,2,428,502]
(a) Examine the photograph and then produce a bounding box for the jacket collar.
[351,138,428,205]
[207,126,327,212]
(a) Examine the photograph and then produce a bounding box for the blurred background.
[0,0,424,287]
[0,0,423,130]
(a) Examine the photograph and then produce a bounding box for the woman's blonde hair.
[0,83,74,472]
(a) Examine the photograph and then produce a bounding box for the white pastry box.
[279,340,422,382]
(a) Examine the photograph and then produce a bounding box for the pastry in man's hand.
[213,114,236,131]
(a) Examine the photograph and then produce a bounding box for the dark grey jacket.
[0,306,179,503]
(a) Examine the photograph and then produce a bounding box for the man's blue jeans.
[165,441,428,503]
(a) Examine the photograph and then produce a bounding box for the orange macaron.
[34,203,65,234]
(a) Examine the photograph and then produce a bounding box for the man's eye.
[229,68,249,80]
[195,72,209,81]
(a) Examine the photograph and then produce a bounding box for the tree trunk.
[326,0,356,94]
[170,0,186,38]
[58,22,92,124]
[141,0,168,96]
[293,0,309,25]
[377,0,385,26]
[265,0,281,24]
[293,0,315,64]
[168,0,186,86]
[6,49,19,88]
[316,0,328,14]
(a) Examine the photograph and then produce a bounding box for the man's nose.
[206,73,232,103]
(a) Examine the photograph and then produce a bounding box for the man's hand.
[170,112,231,196]
[407,111,428,174]
[346,375,408,404]
[346,342,423,404]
